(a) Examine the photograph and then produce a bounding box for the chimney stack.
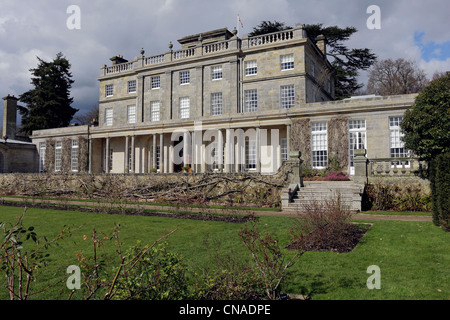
[2,95,18,140]
[315,34,327,56]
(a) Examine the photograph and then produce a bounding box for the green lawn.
[0,205,448,300]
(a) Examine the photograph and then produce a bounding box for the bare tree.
[74,104,99,125]
[366,58,429,95]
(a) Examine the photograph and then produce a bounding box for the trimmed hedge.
[430,153,450,231]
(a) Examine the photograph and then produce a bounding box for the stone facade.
[0,95,39,173]
[31,24,418,178]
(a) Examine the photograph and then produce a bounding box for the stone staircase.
[281,181,364,213]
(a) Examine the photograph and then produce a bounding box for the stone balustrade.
[353,149,427,183]
[100,25,305,76]
[368,157,425,177]
[247,30,295,48]
[105,61,134,75]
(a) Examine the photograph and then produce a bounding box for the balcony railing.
[368,157,426,177]
[101,25,305,76]
[246,29,295,48]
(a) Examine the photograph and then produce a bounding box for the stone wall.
[0,162,296,208]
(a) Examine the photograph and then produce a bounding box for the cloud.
[0,0,448,121]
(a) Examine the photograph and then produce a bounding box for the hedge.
[430,153,450,231]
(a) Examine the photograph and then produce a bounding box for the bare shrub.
[289,195,367,253]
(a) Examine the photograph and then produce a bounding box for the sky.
[1,0,449,122]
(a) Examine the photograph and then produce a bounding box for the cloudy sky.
[1,0,449,122]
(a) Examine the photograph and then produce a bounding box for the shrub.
[431,153,450,231]
[362,182,432,212]
[114,242,190,300]
[323,171,351,181]
[289,195,367,253]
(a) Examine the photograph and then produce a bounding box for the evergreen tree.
[303,24,377,99]
[18,52,78,136]
[401,72,450,164]
[248,21,377,99]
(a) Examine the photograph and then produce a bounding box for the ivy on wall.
[78,137,89,173]
[43,137,89,174]
[44,139,55,173]
[290,116,349,170]
[328,115,349,170]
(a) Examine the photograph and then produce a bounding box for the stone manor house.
[30,24,419,179]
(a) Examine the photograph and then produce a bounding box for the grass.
[0,205,448,300]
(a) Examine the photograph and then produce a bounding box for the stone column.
[152,134,157,170]
[225,128,232,173]
[256,126,261,173]
[183,131,189,168]
[88,138,93,174]
[131,135,135,173]
[218,129,224,171]
[160,133,164,173]
[124,136,129,173]
[105,137,110,173]
[353,149,368,184]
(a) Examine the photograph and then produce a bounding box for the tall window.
[245,139,257,170]
[39,142,46,172]
[55,141,62,172]
[151,76,161,89]
[280,54,294,70]
[71,140,79,172]
[281,138,288,162]
[389,116,409,166]
[244,89,258,113]
[245,60,257,76]
[179,97,190,119]
[128,80,136,93]
[156,146,161,171]
[211,65,223,80]
[105,108,113,126]
[180,71,190,85]
[151,101,160,122]
[105,84,114,97]
[127,105,136,124]
[311,122,328,169]
[349,120,366,174]
[280,85,295,109]
[211,92,223,116]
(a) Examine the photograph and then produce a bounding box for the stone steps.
[282,181,364,213]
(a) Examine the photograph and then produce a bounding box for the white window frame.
[280,54,294,71]
[245,60,257,76]
[128,80,136,93]
[105,84,114,97]
[55,141,62,172]
[156,146,161,172]
[71,140,79,172]
[311,122,328,169]
[348,120,367,175]
[211,92,223,116]
[151,76,160,89]
[151,101,161,122]
[180,71,190,85]
[245,139,257,171]
[389,116,410,168]
[39,142,46,173]
[127,105,136,124]
[244,89,258,113]
[211,65,223,80]
[179,97,190,119]
[105,108,113,126]
[281,138,288,162]
[280,85,295,109]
